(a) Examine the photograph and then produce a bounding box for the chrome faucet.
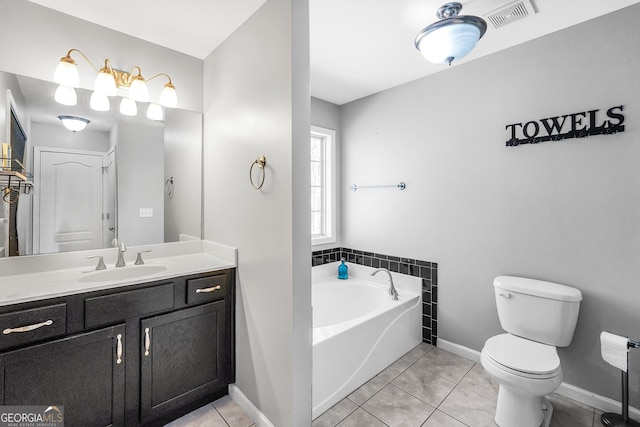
[113,239,127,267]
[371,268,399,300]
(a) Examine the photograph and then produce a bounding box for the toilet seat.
[483,334,560,379]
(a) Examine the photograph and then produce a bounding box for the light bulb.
[159,83,177,108]
[129,77,149,102]
[120,97,137,116]
[90,91,110,111]
[94,69,117,96]
[146,103,164,121]
[54,58,79,88]
[54,85,77,106]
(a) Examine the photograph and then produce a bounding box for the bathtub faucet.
[371,268,399,301]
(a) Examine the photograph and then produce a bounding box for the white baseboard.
[437,338,482,363]
[229,384,275,427]
[436,338,640,419]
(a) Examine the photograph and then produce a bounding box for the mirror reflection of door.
[34,148,107,253]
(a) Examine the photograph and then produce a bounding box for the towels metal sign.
[506,105,625,147]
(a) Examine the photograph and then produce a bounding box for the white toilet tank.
[494,276,582,347]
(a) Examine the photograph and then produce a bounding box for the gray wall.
[116,121,164,246]
[163,108,202,241]
[203,0,311,425]
[30,122,111,153]
[340,4,640,405]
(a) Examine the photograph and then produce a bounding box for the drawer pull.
[2,319,53,335]
[195,285,221,293]
[144,328,150,356]
[116,334,123,364]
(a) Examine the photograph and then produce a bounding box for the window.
[310,126,336,245]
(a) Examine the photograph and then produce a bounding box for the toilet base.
[495,385,554,427]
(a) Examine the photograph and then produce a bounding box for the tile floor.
[167,343,609,427]
[164,395,255,427]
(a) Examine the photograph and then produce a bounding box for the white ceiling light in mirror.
[58,115,90,132]
[415,2,487,66]
[53,48,177,120]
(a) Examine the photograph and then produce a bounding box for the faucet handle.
[87,255,107,271]
[135,250,152,265]
[112,239,126,251]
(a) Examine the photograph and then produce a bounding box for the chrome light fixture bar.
[53,48,177,119]
[415,2,487,66]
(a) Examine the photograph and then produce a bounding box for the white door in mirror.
[37,149,104,253]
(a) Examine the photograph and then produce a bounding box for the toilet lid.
[483,334,560,376]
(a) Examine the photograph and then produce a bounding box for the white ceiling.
[26,0,268,59]
[27,0,640,106]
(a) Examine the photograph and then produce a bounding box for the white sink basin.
[79,265,167,283]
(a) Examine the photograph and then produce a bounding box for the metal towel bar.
[349,182,406,192]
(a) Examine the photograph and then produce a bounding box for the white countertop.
[0,240,237,306]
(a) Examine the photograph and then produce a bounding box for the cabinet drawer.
[186,273,228,304]
[0,303,66,350]
[85,283,175,328]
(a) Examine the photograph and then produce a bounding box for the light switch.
[139,208,153,218]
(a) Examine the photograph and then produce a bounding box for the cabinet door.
[0,324,125,427]
[140,301,229,422]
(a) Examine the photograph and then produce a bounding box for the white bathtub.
[312,262,422,419]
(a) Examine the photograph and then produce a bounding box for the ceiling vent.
[483,0,537,30]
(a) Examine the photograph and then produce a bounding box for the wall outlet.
[139,208,153,218]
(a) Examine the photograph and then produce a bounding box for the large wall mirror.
[0,71,202,257]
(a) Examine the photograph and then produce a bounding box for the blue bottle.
[338,258,348,280]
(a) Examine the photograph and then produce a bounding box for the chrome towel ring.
[165,177,174,197]
[250,155,267,189]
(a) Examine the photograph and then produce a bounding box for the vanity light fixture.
[119,97,138,117]
[146,103,164,121]
[53,48,177,118]
[414,2,487,66]
[58,115,90,132]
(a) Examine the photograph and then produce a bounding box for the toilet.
[481,276,582,427]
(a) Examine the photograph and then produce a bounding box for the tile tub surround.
[312,248,438,344]
[312,342,606,427]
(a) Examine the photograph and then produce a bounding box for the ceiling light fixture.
[53,48,178,116]
[58,115,90,132]
[414,2,487,66]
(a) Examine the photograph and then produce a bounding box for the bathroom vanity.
[0,240,236,426]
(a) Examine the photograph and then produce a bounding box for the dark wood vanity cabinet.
[0,325,126,427]
[0,268,235,427]
[140,301,230,423]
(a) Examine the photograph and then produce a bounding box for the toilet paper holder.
[601,334,640,427]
